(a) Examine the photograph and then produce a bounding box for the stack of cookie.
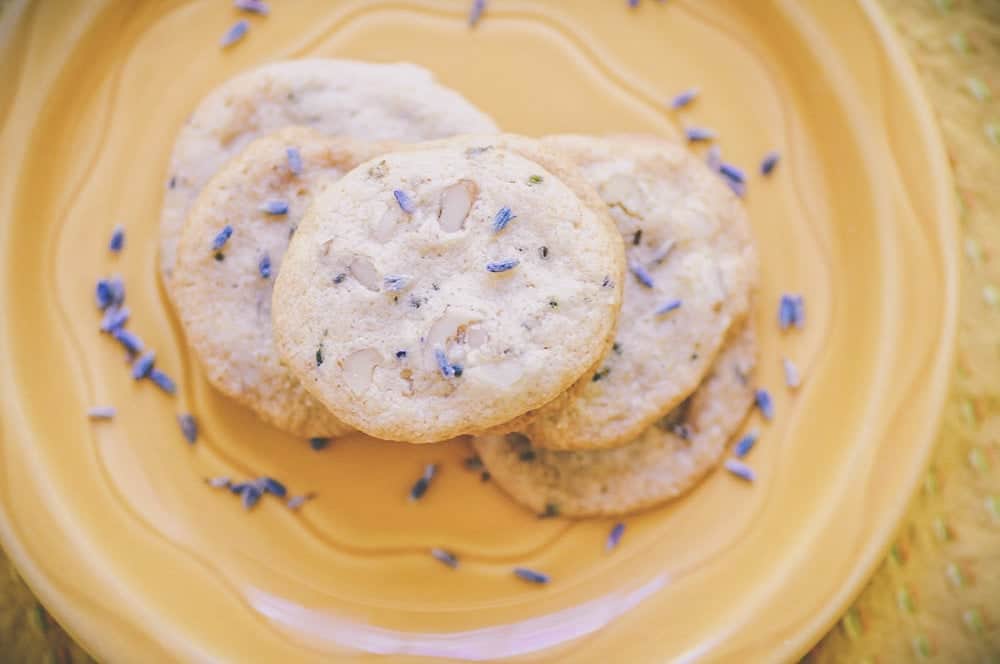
[165,59,758,518]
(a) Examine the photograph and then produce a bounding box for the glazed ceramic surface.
[0,1,957,662]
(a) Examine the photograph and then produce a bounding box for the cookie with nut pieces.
[173,127,395,437]
[273,134,626,443]
[159,58,499,293]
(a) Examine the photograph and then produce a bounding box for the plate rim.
[775,0,959,660]
[0,0,960,661]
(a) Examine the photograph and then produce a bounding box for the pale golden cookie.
[160,58,498,289]
[473,324,757,517]
[273,134,626,443]
[173,127,389,437]
[499,134,757,450]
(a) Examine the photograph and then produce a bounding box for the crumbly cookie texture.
[498,134,757,450]
[173,127,390,437]
[473,324,757,517]
[160,58,498,288]
[273,134,626,443]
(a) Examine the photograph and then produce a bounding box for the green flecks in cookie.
[592,367,610,382]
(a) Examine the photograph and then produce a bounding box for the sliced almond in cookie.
[343,348,383,393]
[438,180,478,232]
[349,256,380,291]
[470,361,524,388]
[423,309,479,371]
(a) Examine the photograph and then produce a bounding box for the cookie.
[172,127,389,437]
[272,134,626,443]
[160,58,499,289]
[473,323,757,517]
[498,134,757,450]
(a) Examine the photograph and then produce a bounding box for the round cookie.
[272,134,626,443]
[498,134,757,450]
[473,324,757,517]
[160,58,499,289]
[172,127,388,437]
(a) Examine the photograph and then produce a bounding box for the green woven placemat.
[2,1,997,662]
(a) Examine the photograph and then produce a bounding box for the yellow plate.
[0,0,957,661]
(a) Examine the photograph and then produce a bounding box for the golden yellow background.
[0,0,995,662]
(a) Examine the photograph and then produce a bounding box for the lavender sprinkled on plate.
[513,567,550,585]
[670,88,698,109]
[109,224,125,253]
[778,294,805,330]
[629,260,655,288]
[132,351,155,380]
[783,357,801,389]
[486,259,518,273]
[211,225,233,251]
[261,199,289,216]
[100,306,130,333]
[719,162,746,184]
[410,463,438,501]
[229,482,251,495]
[760,151,780,176]
[259,253,271,279]
[309,437,330,451]
[606,522,626,551]
[468,0,486,27]
[724,459,756,482]
[95,276,125,310]
[220,20,249,48]
[755,388,774,420]
[87,406,116,420]
[393,189,416,214]
[177,414,198,444]
[260,477,287,497]
[492,206,516,233]
[149,369,177,395]
[286,146,302,175]
[734,431,758,458]
[685,126,715,143]
[234,0,269,16]
[113,328,144,355]
[206,477,229,489]
[655,299,682,316]
[726,178,746,198]
[286,493,314,510]
[240,484,263,510]
[431,548,459,568]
